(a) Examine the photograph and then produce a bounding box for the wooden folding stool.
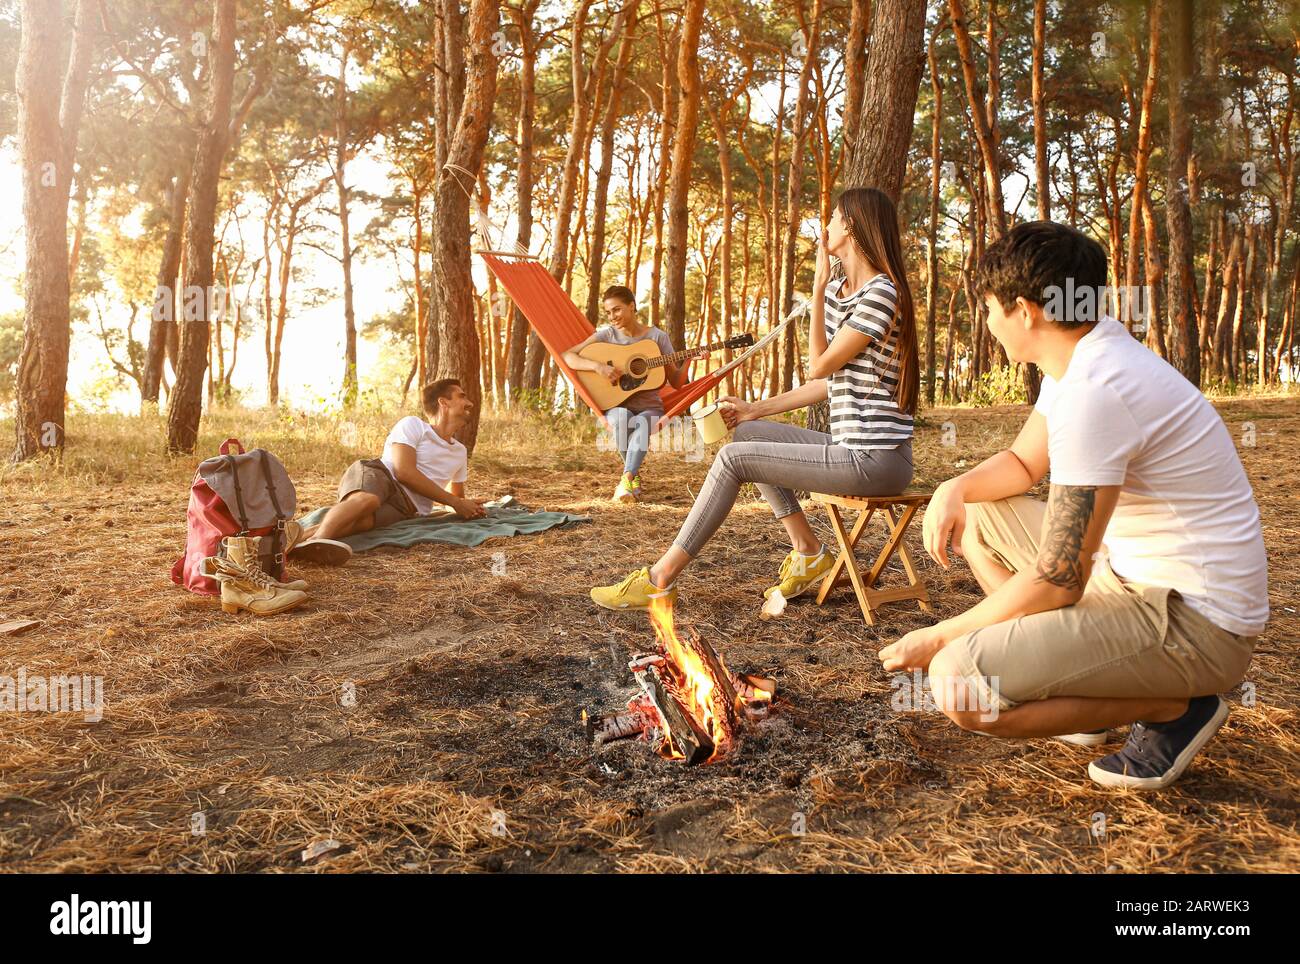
[809,492,934,625]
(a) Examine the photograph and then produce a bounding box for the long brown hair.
[836,187,919,415]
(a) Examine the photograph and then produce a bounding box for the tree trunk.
[430,0,499,452]
[1163,0,1199,386]
[945,0,1007,236]
[840,0,872,175]
[584,5,638,324]
[143,162,191,405]
[166,0,266,453]
[780,0,822,394]
[845,0,927,201]
[816,0,925,432]
[1031,0,1049,221]
[662,0,707,350]
[924,21,942,407]
[336,42,358,408]
[1124,0,1162,331]
[506,0,540,398]
[167,0,236,453]
[13,0,94,462]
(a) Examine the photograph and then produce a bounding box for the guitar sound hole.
[627,357,647,377]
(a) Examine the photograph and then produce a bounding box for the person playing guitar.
[563,285,685,503]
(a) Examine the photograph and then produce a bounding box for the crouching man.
[879,221,1268,790]
[290,378,488,564]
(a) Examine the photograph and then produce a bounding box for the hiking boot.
[205,549,308,617]
[222,535,307,590]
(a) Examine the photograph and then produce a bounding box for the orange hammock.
[480,250,734,428]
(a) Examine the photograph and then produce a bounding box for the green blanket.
[298,496,589,552]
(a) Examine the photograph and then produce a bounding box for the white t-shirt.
[1034,316,1268,636]
[379,416,468,515]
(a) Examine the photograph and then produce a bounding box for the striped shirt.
[823,273,912,450]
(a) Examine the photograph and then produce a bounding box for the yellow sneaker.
[764,547,834,601]
[629,474,643,500]
[612,473,637,503]
[590,567,677,611]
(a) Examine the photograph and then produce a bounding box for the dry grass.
[0,396,1296,873]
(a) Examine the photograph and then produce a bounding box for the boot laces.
[221,553,276,590]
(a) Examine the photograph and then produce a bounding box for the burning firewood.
[587,708,657,746]
[585,601,776,765]
[635,662,715,765]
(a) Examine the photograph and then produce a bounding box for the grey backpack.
[172,438,299,595]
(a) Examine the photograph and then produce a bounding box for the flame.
[648,595,731,757]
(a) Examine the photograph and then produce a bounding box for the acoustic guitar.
[575,332,755,411]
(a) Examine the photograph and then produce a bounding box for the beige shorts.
[940,496,1256,711]
[337,458,418,528]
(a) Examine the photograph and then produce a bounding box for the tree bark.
[430,0,499,452]
[143,161,190,405]
[1123,0,1162,331]
[1163,0,1199,386]
[844,0,926,202]
[661,0,706,350]
[780,0,822,393]
[166,0,266,453]
[335,42,358,407]
[840,0,872,175]
[13,0,94,462]
[924,21,942,407]
[1031,0,1049,221]
[584,5,638,324]
[945,0,1006,236]
[506,0,540,397]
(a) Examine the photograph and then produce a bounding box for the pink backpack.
[171,438,298,596]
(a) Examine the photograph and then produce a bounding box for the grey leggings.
[673,419,914,558]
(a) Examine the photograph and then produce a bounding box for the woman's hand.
[878,625,950,672]
[813,228,832,293]
[718,395,756,428]
[597,362,620,385]
[922,479,968,570]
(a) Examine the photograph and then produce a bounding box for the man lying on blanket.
[879,221,1268,791]
[288,378,488,565]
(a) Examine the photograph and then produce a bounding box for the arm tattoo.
[1035,485,1098,591]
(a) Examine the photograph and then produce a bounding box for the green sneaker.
[765,547,834,601]
[590,567,677,611]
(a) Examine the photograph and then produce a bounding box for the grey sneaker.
[1088,696,1229,790]
[289,537,353,566]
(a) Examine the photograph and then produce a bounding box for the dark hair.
[976,221,1108,328]
[836,187,920,415]
[421,378,461,416]
[602,285,636,306]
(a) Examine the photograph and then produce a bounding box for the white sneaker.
[1052,729,1113,748]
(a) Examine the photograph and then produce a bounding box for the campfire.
[585,598,775,764]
